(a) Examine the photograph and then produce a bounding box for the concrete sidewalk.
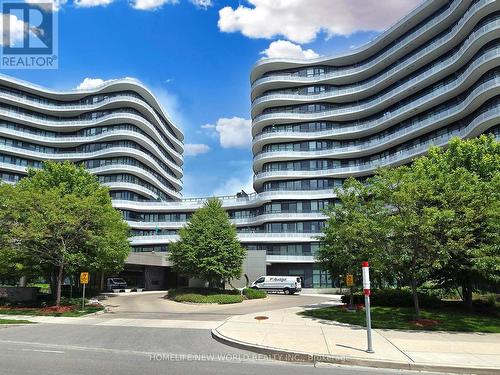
[212,306,500,374]
[1,314,219,329]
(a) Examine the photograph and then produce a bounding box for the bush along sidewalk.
[167,287,266,304]
[340,289,441,308]
[0,297,105,317]
[304,288,499,333]
[243,288,267,299]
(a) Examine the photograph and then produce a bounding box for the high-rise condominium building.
[0,0,499,289]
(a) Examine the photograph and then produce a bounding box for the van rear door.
[295,277,302,289]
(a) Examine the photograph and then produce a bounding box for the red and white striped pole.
[362,261,374,353]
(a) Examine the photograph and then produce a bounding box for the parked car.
[106,278,127,292]
[250,276,302,294]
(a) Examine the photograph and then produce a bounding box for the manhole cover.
[254,316,269,321]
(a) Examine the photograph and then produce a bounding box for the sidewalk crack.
[376,330,414,363]
[320,326,332,355]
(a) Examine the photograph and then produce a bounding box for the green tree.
[371,166,448,318]
[169,198,245,288]
[416,136,500,307]
[318,135,499,316]
[0,161,130,306]
[0,184,42,281]
[317,178,387,302]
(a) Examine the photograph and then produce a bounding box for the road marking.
[21,349,64,354]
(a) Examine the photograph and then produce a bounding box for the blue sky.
[3,0,421,197]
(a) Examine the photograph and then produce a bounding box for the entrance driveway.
[101,291,339,320]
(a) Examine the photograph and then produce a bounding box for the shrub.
[172,293,243,304]
[167,288,244,304]
[59,297,90,306]
[243,288,266,299]
[341,289,441,308]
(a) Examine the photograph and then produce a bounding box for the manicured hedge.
[172,293,244,304]
[243,288,267,299]
[341,289,441,308]
[167,288,244,304]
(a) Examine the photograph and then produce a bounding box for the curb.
[211,325,499,375]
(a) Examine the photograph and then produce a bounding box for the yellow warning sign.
[346,274,354,286]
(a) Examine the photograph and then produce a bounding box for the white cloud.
[190,0,212,9]
[202,117,252,149]
[74,0,113,7]
[212,174,254,196]
[130,0,177,10]
[184,143,210,156]
[151,86,184,129]
[77,78,108,90]
[218,0,424,44]
[0,14,26,46]
[261,40,318,59]
[26,0,67,12]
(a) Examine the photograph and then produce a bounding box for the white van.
[106,277,127,292]
[250,276,302,294]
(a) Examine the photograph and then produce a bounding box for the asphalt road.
[0,324,447,375]
[101,291,338,320]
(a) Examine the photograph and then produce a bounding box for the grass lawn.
[0,306,103,317]
[301,305,500,333]
[0,318,34,324]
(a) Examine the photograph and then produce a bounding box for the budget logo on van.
[269,277,287,282]
[1,0,58,69]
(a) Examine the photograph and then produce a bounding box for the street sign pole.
[80,272,89,311]
[82,283,86,311]
[362,261,374,353]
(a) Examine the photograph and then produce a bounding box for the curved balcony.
[0,160,182,200]
[253,103,500,190]
[89,164,182,195]
[266,255,316,264]
[0,74,184,143]
[252,16,500,117]
[0,144,183,189]
[253,75,500,173]
[102,182,161,201]
[0,108,184,172]
[253,83,500,168]
[253,82,500,161]
[129,234,180,246]
[252,51,500,136]
[251,0,488,89]
[111,189,337,214]
[238,232,323,243]
[0,91,184,153]
[128,232,324,246]
[126,212,327,232]
[0,127,182,178]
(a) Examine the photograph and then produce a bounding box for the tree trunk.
[462,281,473,309]
[410,276,420,319]
[48,270,58,299]
[19,276,27,287]
[100,271,105,292]
[55,265,64,307]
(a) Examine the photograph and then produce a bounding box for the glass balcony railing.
[254,105,500,182]
[252,0,491,88]
[253,16,500,111]
[254,47,500,127]
[0,106,183,159]
[253,64,500,138]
